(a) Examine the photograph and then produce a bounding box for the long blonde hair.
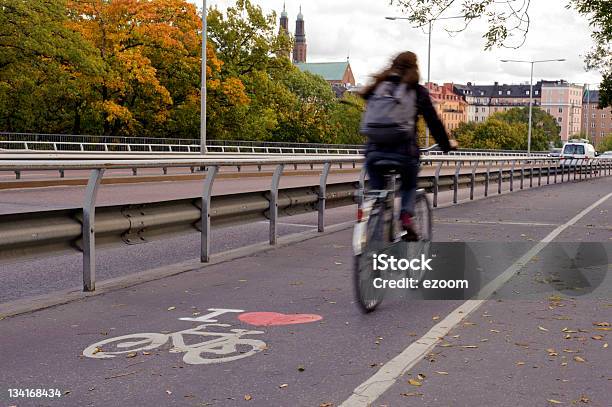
[362,51,420,97]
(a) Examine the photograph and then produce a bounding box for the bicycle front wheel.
[353,202,388,313]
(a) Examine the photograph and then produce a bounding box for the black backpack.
[360,81,417,144]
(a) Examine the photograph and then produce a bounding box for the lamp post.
[500,59,566,154]
[385,15,465,147]
[201,0,207,154]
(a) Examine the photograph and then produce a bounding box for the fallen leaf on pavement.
[435,371,449,375]
[401,392,423,397]
[547,399,562,404]
[319,403,333,407]
[407,379,422,386]
[432,315,440,321]
[279,384,288,389]
[593,322,610,327]
[573,356,586,363]
[244,394,252,401]
[538,326,549,332]
[591,335,604,340]
[166,390,172,395]
[126,352,137,358]
[167,307,176,311]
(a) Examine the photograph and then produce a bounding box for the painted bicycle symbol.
[83,308,322,365]
[83,323,265,365]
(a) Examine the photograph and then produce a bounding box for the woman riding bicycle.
[361,51,457,240]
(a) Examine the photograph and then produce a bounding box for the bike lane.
[0,177,610,407]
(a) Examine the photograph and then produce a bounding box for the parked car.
[599,151,612,159]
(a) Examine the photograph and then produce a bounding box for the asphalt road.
[0,176,610,407]
[0,168,582,302]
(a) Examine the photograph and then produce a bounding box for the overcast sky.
[192,0,603,88]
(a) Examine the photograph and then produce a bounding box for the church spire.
[293,5,307,63]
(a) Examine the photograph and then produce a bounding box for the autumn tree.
[66,0,204,137]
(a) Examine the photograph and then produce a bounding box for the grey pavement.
[0,176,610,407]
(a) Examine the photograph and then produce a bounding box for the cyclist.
[360,51,457,240]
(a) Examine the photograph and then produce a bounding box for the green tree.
[491,107,560,150]
[597,134,612,152]
[0,0,101,133]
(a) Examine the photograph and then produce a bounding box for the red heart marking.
[238,312,323,327]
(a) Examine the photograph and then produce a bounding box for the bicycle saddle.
[371,159,404,172]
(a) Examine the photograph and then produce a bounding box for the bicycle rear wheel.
[405,192,433,283]
[354,201,388,313]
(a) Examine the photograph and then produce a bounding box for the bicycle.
[82,323,266,365]
[353,146,436,313]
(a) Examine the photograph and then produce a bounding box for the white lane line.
[339,191,612,407]
[435,219,560,227]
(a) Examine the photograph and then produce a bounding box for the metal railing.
[1,155,610,293]
[0,132,550,156]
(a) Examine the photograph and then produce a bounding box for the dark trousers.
[365,152,419,216]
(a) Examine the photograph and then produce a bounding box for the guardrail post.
[59,169,65,178]
[498,165,503,194]
[547,163,551,185]
[529,166,534,188]
[510,161,516,192]
[269,164,284,245]
[484,161,492,197]
[520,162,525,190]
[470,162,477,200]
[358,166,367,209]
[453,161,462,204]
[83,169,105,292]
[201,166,218,263]
[318,163,332,232]
[163,167,168,175]
[132,168,137,176]
[14,170,21,180]
[433,162,443,207]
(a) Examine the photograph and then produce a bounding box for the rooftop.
[583,89,600,104]
[295,62,350,81]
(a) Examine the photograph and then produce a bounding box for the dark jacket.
[363,76,451,157]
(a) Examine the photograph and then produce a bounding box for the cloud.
[193,0,604,86]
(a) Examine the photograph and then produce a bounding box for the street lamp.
[500,58,566,154]
[385,15,465,147]
[201,0,207,154]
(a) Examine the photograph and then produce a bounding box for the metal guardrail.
[1,132,550,157]
[1,156,610,293]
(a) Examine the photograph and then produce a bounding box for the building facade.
[582,89,612,148]
[426,83,468,133]
[540,80,583,142]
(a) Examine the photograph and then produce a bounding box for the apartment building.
[540,80,584,141]
[425,83,468,133]
[582,89,612,148]
[453,82,542,123]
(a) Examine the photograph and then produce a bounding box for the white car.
[560,139,596,161]
[599,151,612,159]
